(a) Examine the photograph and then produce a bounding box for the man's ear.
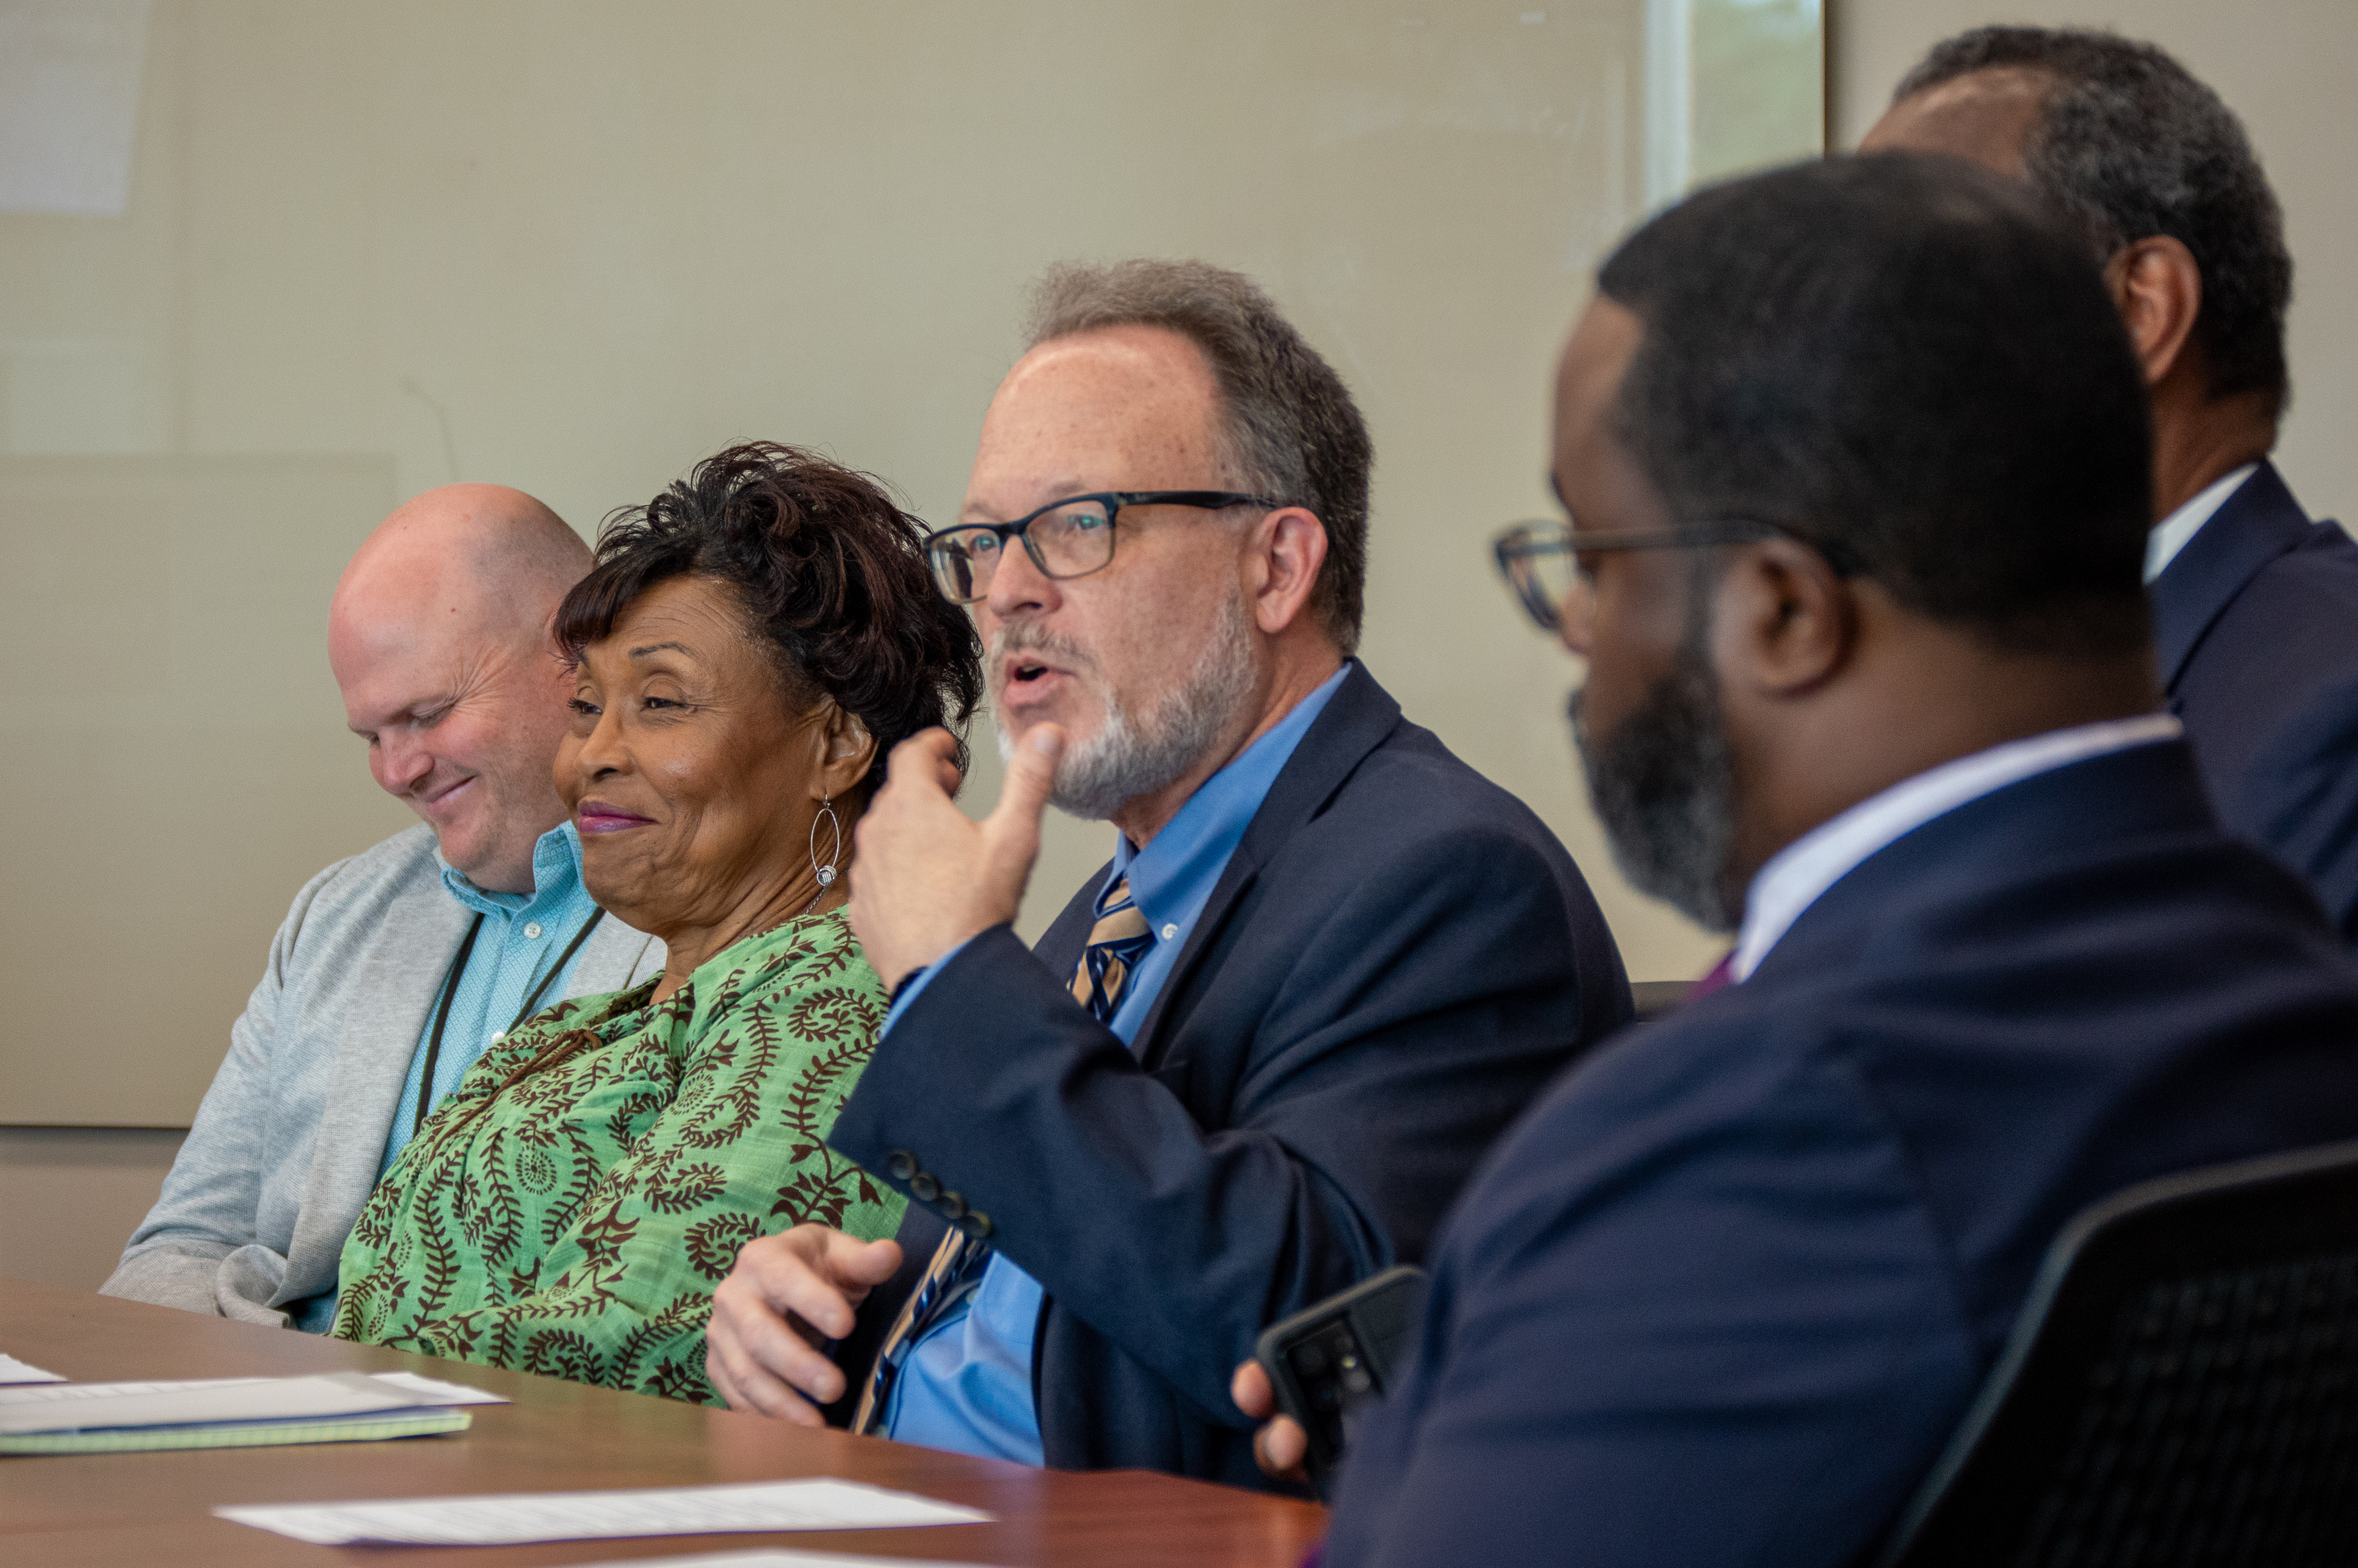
[2106,236,2204,387]
[1245,507,1330,636]
[1712,538,1855,699]
[814,701,878,799]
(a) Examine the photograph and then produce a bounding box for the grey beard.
[1568,633,1742,933]
[994,590,1259,822]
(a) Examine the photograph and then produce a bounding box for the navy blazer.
[2154,461,2358,939]
[1326,738,2358,1568]
[825,662,1632,1487]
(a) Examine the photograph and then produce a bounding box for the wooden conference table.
[0,1278,1327,1567]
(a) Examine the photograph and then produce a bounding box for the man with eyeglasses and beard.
[701,258,1633,1488]
[1233,153,2358,1565]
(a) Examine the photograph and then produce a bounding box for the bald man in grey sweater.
[104,485,662,1328]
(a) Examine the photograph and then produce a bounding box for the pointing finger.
[981,723,1062,897]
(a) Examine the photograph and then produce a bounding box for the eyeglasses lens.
[1029,499,1117,578]
[1521,546,1578,629]
[1495,525,1579,632]
[929,530,999,604]
[927,500,1120,605]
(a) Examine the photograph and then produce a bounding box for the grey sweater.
[101,823,664,1327]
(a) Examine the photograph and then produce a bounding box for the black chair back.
[1878,1139,2358,1568]
[1629,980,1693,1022]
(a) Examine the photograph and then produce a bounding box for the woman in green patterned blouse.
[333,444,982,1402]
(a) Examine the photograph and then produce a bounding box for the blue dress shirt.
[882,665,1350,1462]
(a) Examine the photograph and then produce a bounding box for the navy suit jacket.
[825,662,1632,1487]
[2154,461,2358,940]
[1326,738,2358,1568]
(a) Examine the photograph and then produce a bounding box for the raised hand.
[847,723,1065,986]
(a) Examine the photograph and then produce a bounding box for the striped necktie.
[850,874,1160,1436]
[1070,875,1157,1023]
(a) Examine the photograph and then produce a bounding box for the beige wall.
[1829,0,2358,524]
[0,0,1825,1289]
[1,0,1829,1133]
[0,1127,184,1290]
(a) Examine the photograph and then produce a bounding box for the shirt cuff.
[880,935,978,1036]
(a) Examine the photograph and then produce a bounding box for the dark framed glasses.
[924,490,1275,605]
[1492,518,1838,633]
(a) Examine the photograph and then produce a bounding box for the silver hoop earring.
[809,791,843,889]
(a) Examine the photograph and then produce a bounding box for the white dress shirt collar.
[2144,462,2261,584]
[1728,713,2184,983]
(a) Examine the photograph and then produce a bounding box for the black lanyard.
[413,907,608,1136]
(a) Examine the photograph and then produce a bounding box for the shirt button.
[524,922,543,939]
[490,1031,507,1044]
[1161,923,1178,940]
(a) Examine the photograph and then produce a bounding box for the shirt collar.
[438,820,584,917]
[1108,663,1351,938]
[2145,462,2261,584]
[1729,713,2184,983]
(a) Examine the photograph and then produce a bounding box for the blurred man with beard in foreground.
[1237,153,2358,1565]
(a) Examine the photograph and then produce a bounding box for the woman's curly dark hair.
[555,442,982,793]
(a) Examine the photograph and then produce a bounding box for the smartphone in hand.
[1252,1265,1427,1499]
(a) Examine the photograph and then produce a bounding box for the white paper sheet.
[351,1371,509,1406]
[0,1371,443,1435]
[570,1553,998,1568]
[0,1353,64,1384]
[0,1371,505,1407]
[215,1479,995,1546]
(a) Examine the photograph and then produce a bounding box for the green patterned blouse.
[332,908,904,1403]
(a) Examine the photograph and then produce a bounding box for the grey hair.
[1895,26,2292,415]
[1025,259,1374,655]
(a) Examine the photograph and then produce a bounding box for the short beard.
[993,590,1260,821]
[1569,609,1741,933]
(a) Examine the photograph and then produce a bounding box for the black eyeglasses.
[923,490,1276,605]
[1492,518,1847,633]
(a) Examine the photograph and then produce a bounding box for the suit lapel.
[1034,868,1110,984]
[1127,663,1403,1065]
[2153,462,2314,691]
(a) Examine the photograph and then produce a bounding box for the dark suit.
[1325,738,2358,1568]
[826,662,1631,1487]
[2154,461,2358,939]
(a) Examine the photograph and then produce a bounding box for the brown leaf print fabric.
[332,909,904,1403]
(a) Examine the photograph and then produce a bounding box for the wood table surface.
[0,1277,1325,1567]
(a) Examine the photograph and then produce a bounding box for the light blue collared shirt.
[380,821,606,1173]
[883,664,1351,1463]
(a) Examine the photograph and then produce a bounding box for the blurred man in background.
[1869,26,2358,942]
